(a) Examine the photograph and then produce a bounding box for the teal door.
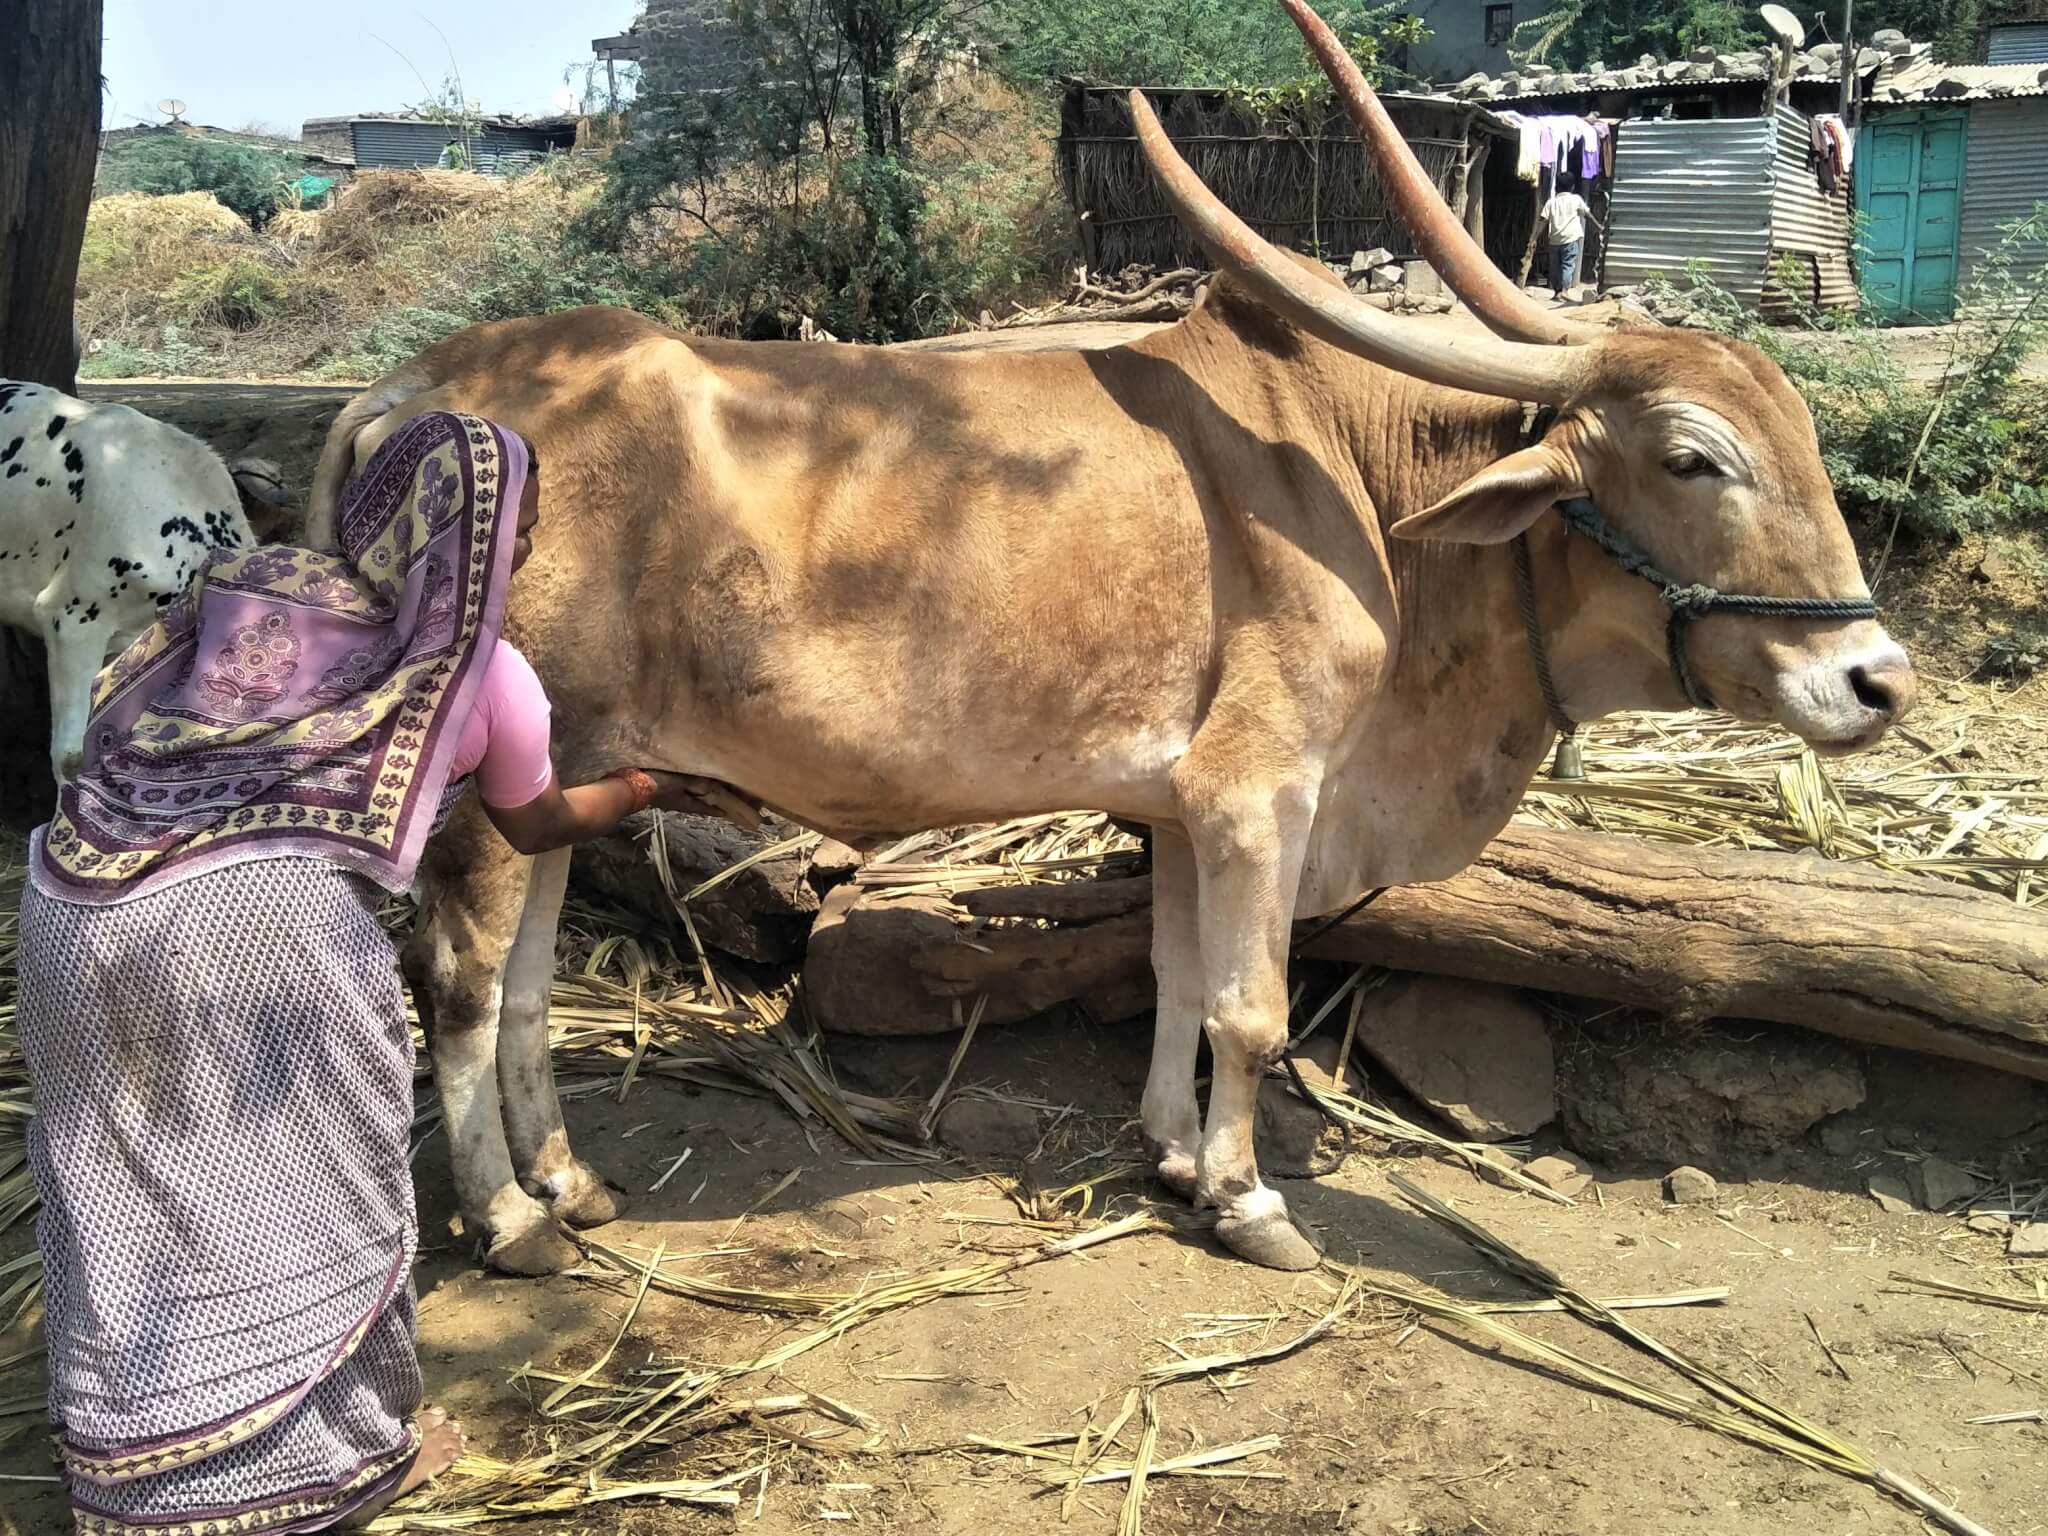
[1856,110,1966,322]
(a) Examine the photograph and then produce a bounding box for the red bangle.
[610,767,657,813]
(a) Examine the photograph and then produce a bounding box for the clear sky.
[100,0,641,136]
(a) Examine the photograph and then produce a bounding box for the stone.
[1525,1152,1594,1197]
[1810,41,1842,63]
[1523,61,1554,77]
[1967,1213,2012,1237]
[1350,245,1394,274]
[1401,260,1443,297]
[1914,1155,1983,1212]
[1552,72,1585,90]
[1867,1173,1915,1215]
[809,837,865,889]
[1355,974,1555,1141]
[1930,73,1970,97]
[1637,53,1659,69]
[1661,60,1692,80]
[936,1096,1041,1161]
[1665,1165,1719,1205]
[1454,71,1491,94]
[1871,27,1906,47]
[1257,1034,1353,1178]
[1593,72,1626,88]
[1368,263,1403,291]
[1689,44,1718,62]
[2010,1222,2048,1259]
[1858,46,1886,68]
[1972,550,2012,584]
[1558,1019,1864,1169]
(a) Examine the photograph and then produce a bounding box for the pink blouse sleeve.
[471,641,555,809]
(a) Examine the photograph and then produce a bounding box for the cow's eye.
[1666,450,1716,480]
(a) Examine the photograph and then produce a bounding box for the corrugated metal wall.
[1987,23,2048,64]
[1605,107,1854,310]
[1958,97,2048,299]
[348,119,555,175]
[1765,103,1859,313]
[1605,115,1776,302]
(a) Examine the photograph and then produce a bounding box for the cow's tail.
[305,364,439,549]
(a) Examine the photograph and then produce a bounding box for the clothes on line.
[1498,111,1610,185]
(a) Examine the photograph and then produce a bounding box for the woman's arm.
[484,769,763,856]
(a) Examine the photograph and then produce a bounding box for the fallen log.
[803,824,2048,1082]
[1301,824,2048,1081]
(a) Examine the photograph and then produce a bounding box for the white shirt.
[1540,191,1590,245]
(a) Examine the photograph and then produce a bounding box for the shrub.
[98,135,303,227]
[171,257,288,330]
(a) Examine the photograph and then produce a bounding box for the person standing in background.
[1538,185,1600,298]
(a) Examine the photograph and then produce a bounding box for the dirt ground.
[3,347,2047,1536]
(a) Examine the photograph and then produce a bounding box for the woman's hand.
[642,770,765,828]
[482,768,766,856]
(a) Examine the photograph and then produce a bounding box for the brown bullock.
[308,0,1913,1273]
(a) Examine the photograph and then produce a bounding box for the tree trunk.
[803,825,2048,1082]
[0,0,103,392]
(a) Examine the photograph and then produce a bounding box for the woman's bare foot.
[341,1406,466,1527]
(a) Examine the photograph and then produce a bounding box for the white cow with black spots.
[0,380,297,782]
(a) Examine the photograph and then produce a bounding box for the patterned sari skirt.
[19,851,424,1534]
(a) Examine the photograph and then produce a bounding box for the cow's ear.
[1390,444,1580,545]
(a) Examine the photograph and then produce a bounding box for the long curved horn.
[1130,91,1590,404]
[1278,0,1599,346]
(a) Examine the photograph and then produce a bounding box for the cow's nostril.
[1849,665,1896,716]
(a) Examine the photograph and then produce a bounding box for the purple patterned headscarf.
[37,412,527,905]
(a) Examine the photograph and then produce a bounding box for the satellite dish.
[1759,5,1806,48]
[158,97,186,122]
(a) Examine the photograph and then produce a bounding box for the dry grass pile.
[1520,707,2048,907]
[314,169,515,264]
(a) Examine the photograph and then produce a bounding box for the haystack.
[317,170,508,262]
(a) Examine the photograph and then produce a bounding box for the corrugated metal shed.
[1765,104,1858,313]
[1957,95,2048,296]
[1604,106,1853,310]
[347,118,561,174]
[1605,114,1776,301]
[1987,23,2048,64]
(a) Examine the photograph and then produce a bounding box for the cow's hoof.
[1154,1152,1198,1202]
[549,1163,627,1230]
[484,1218,581,1277]
[1215,1189,1322,1271]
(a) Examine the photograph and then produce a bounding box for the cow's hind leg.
[498,846,623,1229]
[1182,770,1322,1272]
[406,802,579,1275]
[1140,828,1201,1200]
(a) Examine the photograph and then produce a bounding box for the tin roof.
[1873,59,2048,101]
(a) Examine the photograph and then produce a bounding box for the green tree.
[97,136,302,227]
[987,0,1429,89]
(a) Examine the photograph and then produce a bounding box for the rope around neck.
[1514,494,1879,776]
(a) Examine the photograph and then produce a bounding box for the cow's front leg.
[1141,828,1202,1200]
[1186,776,1323,1271]
[499,846,623,1229]
[407,802,579,1276]
[35,589,106,783]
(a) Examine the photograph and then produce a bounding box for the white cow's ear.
[1390,444,1580,545]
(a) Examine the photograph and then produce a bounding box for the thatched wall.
[1057,85,1512,275]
